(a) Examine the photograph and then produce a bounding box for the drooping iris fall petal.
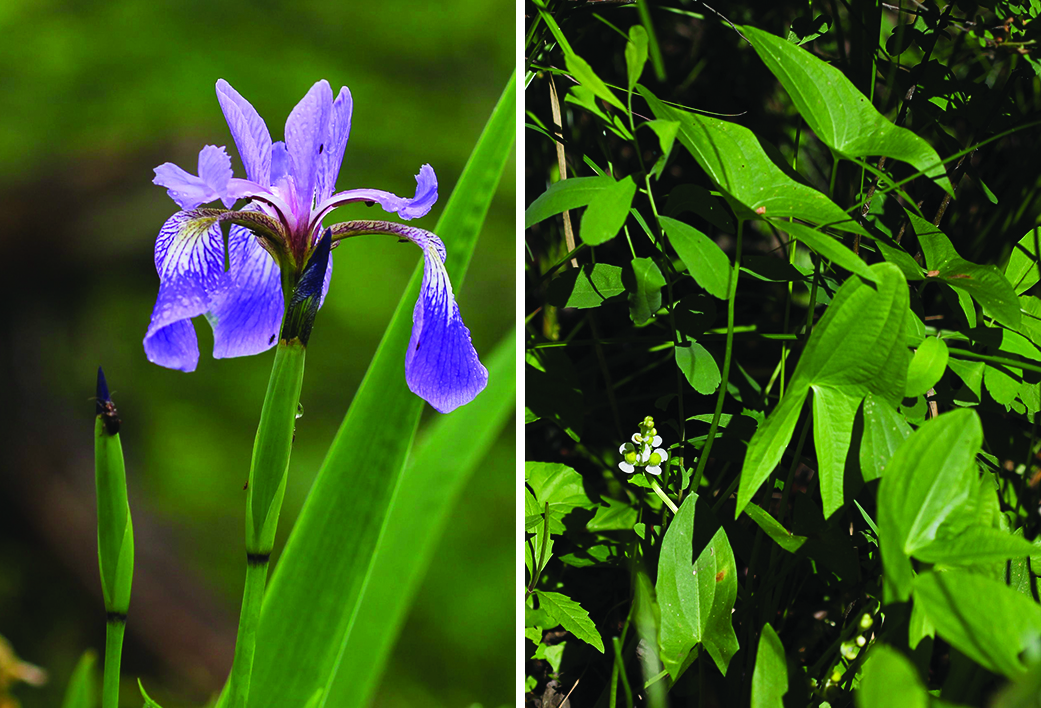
[400,231,487,413]
[144,210,229,370]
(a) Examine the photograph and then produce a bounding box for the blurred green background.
[0,1,514,707]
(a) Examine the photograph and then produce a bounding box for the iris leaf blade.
[322,330,515,707]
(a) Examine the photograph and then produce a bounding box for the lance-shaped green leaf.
[913,525,1037,566]
[675,341,721,395]
[625,25,648,92]
[914,570,1041,679]
[657,495,739,679]
[60,651,97,708]
[742,25,953,195]
[744,503,808,553]
[656,494,704,680]
[737,263,910,518]
[628,257,666,324]
[1004,226,1041,295]
[644,120,679,180]
[546,263,625,309]
[860,393,911,482]
[566,86,634,141]
[525,175,636,245]
[751,625,787,708]
[246,72,515,708]
[909,212,1021,328]
[877,409,980,603]
[768,218,876,283]
[638,85,867,234]
[701,529,739,674]
[564,50,625,111]
[660,216,730,299]
[856,645,928,708]
[904,336,948,398]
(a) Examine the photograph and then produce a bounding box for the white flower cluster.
[618,416,669,476]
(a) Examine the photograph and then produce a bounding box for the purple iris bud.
[95,367,121,435]
[143,79,488,412]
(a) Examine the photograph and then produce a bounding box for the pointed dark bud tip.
[296,228,332,302]
[96,366,121,435]
[96,367,110,414]
[280,229,332,346]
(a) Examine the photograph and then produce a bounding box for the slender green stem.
[613,636,634,708]
[777,409,813,527]
[102,619,125,708]
[647,475,679,514]
[227,341,307,708]
[948,349,1041,376]
[692,220,744,490]
[228,559,269,708]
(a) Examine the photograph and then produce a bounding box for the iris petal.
[153,145,233,209]
[144,320,199,373]
[208,224,284,358]
[144,210,229,371]
[405,240,488,413]
[314,164,439,226]
[270,141,290,184]
[315,87,353,204]
[285,80,333,210]
[398,164,438,219]
[216,79,272,185]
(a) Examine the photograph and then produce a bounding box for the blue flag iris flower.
[147,79,488,413]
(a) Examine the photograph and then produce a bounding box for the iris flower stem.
[227,340,307,708]
[102,620,125,708]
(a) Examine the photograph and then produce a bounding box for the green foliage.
[739,263,911,518]
[525,175,637,245]
[856,646,928,708]
[743,25,953,194]
[60,652,97,708]
[751,625,787,708]
[526,0,1041,705]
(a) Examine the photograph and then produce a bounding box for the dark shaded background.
[0,2,515,706]
[525,0,1041,704]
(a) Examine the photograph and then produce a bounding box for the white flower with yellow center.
[645,448,669,475]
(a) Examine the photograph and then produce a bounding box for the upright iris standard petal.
[207,225,285,358]
[315,87,353,204]
[285,80,333,207]
[404,236,488,413]
[153,145,235,209]
[144,210,229,371]
[216,79,273,185]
